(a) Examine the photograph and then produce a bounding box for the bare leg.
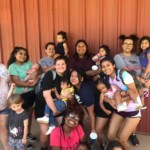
[38,123,49,147]
[118,117,140,150]
[95,117,108,144]
[107,113,124,140]
[0,114,8,150]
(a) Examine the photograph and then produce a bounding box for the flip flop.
[129,134,139,146]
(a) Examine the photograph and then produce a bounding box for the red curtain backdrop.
[0,0,150,134]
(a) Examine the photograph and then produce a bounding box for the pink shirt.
[50,125,84,150]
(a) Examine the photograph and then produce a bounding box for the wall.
[0,0,150,133]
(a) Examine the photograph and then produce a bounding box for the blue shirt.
[140,49,150,68]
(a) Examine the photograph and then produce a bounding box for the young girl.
[8,94,28,150]
[50,105,85,150]
[92,45,110,70]
[95,78,127,113]
[37,77,74,135]
[139,36,150,87]
[55,31,69,56]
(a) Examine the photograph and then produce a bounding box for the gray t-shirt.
[114,53,142,76]
[39,57,54,68]
[8,110,28,139]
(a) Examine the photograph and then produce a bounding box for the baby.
[24,63,40,84]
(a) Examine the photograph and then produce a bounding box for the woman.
[114,35,142,146]
[70,39,100,82]
[70,69,96,138]
[100,57,141,150]
[50,103,85,149]
[34,56,69,150]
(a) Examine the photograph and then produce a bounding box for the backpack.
[35,70,56,95]
[119,69,143,90]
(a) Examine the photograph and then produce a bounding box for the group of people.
[0,31,150,150]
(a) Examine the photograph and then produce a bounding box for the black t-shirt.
[35,70,64,118]
[8,110,28,139]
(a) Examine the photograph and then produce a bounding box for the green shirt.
[8,61,34,94]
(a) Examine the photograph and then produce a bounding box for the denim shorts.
[0,108,9,115]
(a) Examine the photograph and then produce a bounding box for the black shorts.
[95,102,115,118]
[21,90,36,109]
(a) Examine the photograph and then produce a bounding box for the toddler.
[8,94,28,150]
[37,77,74,135]
[95,78,128,113]
[92,45,110,70]
[55,31,69,57]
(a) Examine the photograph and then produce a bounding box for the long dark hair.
[7,47,29,67]
[139,36,150,54]
[73,39,91,60]
[99,45,110,57]
[100,57,120,82]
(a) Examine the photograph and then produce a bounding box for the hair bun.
[119,35,126,40]
[130,34,139,40]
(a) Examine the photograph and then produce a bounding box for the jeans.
[44,99,67,126]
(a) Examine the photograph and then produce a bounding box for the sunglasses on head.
[68,113,79,121]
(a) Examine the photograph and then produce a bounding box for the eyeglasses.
[68,113,80,121]
[123,43,133,46]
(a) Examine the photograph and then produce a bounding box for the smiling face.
[64,113,79,128]
[15,50,27,64]
[54,59,67,75]
[101,60,115,76]
[76,42,87,58]
[140,39,150,51]
[70,70,83,88]
[45,44,55,58]
[122,39,133,53]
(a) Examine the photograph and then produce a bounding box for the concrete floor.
[1,119,150,150]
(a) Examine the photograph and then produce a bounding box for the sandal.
[129,134,139,146]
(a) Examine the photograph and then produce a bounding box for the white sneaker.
[37,116,49,124]
[117,103,127,112]
[46,126,55,135]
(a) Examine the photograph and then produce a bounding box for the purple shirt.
[70,57,94,82]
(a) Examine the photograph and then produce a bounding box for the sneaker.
[27,133,37,142]
[37,116,49,124]
[46,126,55,135]
[26,143,33,150]
[117,102,127,112]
